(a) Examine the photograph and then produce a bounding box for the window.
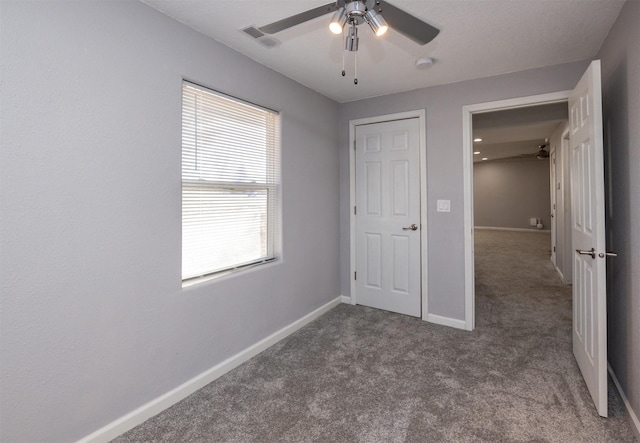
[181,82,280,281]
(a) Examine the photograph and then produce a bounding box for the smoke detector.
[415,57,434,69]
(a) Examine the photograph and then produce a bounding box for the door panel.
[365,162,382,215]
[355,118,421,317]
[392,161,409,216]
[570,60,608,417]
[365,233,382,288]
[392,235,410,293]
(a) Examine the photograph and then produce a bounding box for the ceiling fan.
[535,144,550,159]
[255,0,440,84]
[513,143,549,160]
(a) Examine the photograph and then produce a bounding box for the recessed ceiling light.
[474,151,480,155]
[482,157,488,161]
[474,138,483,142]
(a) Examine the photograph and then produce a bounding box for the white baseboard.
[474,226,551,233]
[608,363,640,441]
[426,313,467,330]
[77,296,343,443]
[340,295,353,304]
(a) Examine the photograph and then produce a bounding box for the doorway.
[461,91,571,331]
[349,110,428,318]
[470,100,570,326]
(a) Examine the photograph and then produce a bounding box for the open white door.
[570,60,610,417]
[355,118,422,317]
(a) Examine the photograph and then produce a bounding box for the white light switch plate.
[437,199,451,212]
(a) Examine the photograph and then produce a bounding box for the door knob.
[402,224,418,231]
[576,248,618,259]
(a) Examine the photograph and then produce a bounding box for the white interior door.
[570,60,608,417]
[355,118,421,317]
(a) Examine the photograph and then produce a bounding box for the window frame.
[181,81,281,285]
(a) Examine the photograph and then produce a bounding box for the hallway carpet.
[114,230,636,442]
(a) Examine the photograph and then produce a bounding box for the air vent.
[243,26,264,39]
[242,26,280,48]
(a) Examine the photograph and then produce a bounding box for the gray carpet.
[113,230,636,442]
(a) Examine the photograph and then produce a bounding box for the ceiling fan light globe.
[329,7,347,34]
[365,9,388,36]
[329,22,343,34]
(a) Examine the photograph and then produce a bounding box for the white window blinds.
[182,82,280,281]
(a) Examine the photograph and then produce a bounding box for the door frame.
[462,91,571,330]
[349,110,428,318]
[550,149,557,267]
[561,128,573,284]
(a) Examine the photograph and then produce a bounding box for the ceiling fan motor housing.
[345,1,368,18]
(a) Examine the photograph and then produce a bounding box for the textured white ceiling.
[141,0,624,103]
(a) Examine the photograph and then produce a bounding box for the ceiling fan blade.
[377,0,440,45]
[259,2,341,35]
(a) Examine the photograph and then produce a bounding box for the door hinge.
[553,246,556,252]
[354,271,357,280]
[353,140,356,150]
[354,206,357,215]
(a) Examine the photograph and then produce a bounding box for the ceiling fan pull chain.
[342,50,346,77]
[354,51,358,84]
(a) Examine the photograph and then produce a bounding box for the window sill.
[181,258,279,289]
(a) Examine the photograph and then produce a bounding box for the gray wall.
[598,0,640,427]
[339,60,590,320]
[0,2,339,442]
[473,159,551,230]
